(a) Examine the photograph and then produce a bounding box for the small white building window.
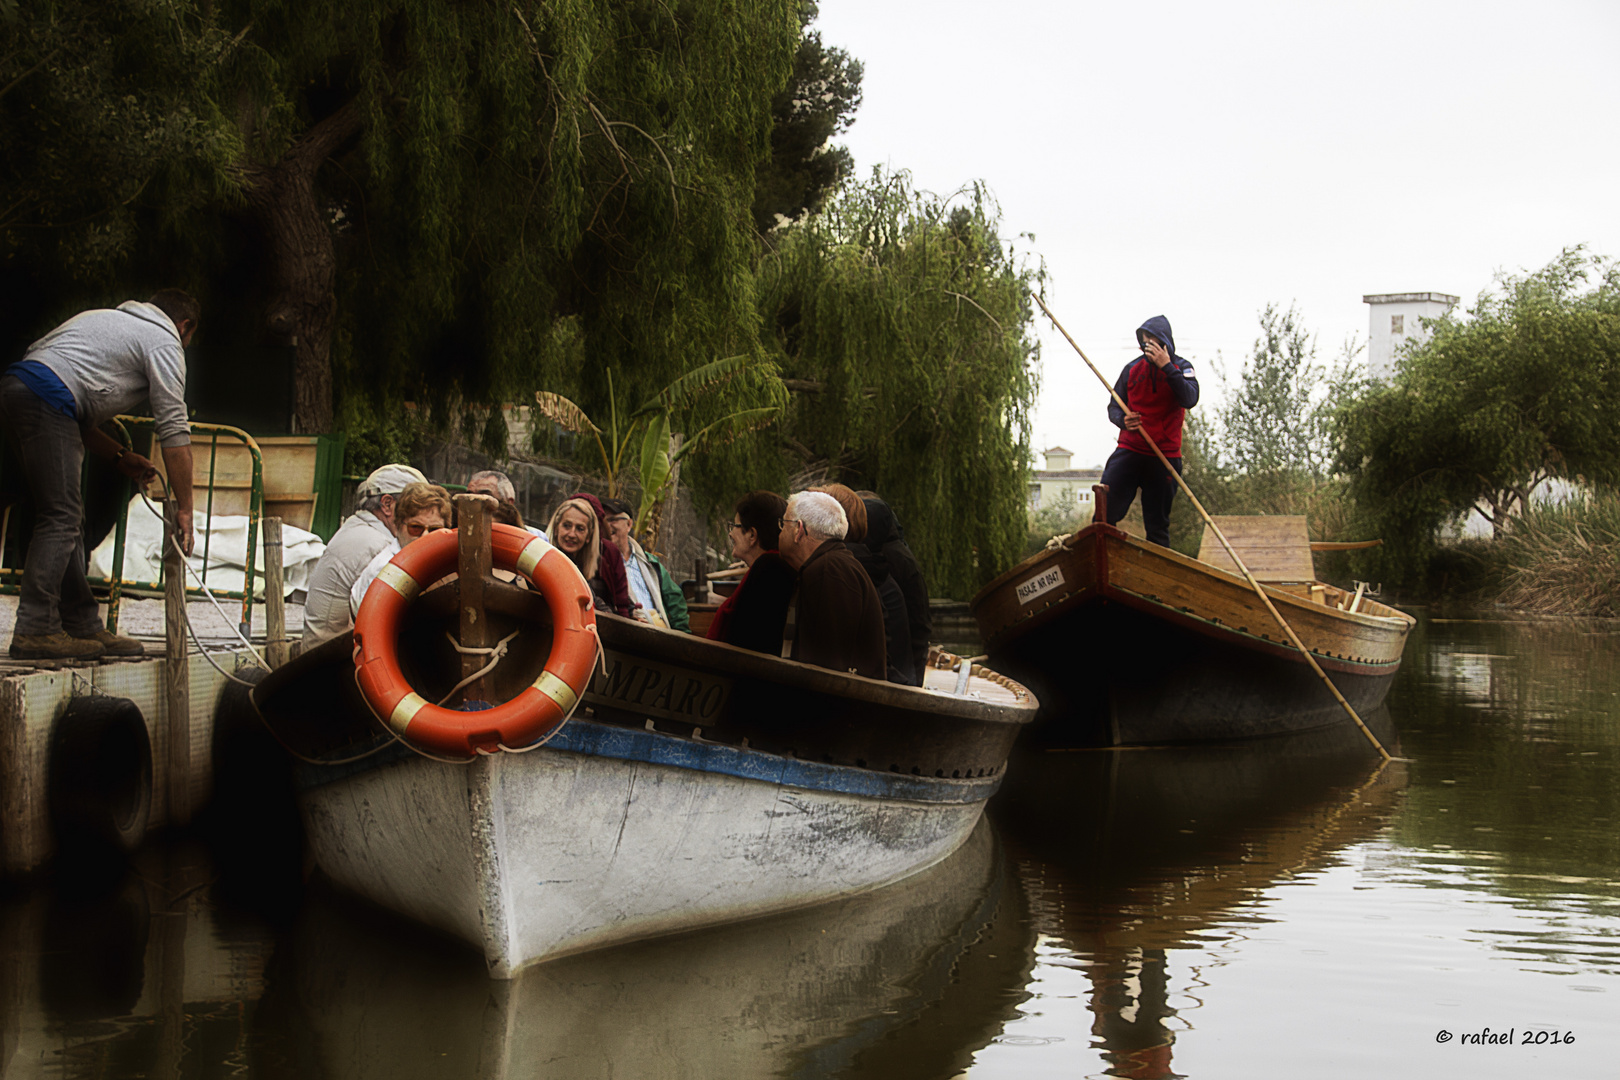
[1391,314,1405,335]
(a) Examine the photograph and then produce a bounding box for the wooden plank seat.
[1195,515,1315,583]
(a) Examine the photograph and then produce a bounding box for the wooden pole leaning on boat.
[454,493,499,705]
[1031,292,1394,763]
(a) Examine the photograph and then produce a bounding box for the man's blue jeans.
[0,374,101,636]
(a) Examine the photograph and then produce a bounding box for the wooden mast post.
[453,493,498,705]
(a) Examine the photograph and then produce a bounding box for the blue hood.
[1136,315,1178,359]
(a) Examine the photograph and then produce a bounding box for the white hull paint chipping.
[300,741,984,977]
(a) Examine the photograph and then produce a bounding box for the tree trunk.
[238,101,364,434]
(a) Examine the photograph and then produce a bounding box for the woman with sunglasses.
[347,481,454,617]
[705,490,795,654]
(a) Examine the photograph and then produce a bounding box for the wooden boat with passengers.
[969,486,1414,747]
[251,499,1035,977]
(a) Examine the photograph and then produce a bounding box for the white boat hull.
[298,722,990,977]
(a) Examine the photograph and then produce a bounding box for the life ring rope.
[352,526,599,758]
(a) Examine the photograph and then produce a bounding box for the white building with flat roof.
[1029,446,1102,514]
[1364,292,1459,378]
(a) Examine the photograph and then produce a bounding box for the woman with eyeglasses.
[347,481,454,617]
[705,490,795,654]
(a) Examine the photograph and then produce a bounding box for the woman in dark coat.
[706,490,795,654]
[813,483,913,685]
[861,493,931,685]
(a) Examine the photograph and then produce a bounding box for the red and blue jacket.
[1107,315,1199,458]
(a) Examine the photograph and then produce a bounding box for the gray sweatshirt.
[25,301,191,447]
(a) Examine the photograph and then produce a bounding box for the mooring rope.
[134,482,266,687]
[436,627,523,706]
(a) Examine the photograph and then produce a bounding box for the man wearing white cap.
[300,463,427,648]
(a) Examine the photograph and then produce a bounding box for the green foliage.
[1160,308,1366,563]
[0,0,240,277]
[1218,303,1364,483]
[753,169,1042,598]
[535,355,787,537]
[751,1,862,231]
[1493,489,1620,615]
[1024,487,1088,559]
[1,0,801,443]
[231,0,801,438]
[1337,247,1620,589]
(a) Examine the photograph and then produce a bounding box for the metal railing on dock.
[0,417,264,639]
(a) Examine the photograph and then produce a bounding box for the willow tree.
[1337,247,1620,587]
[208,0,798,438]
[748,171,1042,597]
[1,1,798,443]
[0,0,238,332]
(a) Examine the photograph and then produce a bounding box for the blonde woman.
[547,495,631,615]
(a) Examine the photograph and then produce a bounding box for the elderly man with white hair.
[301,463,428,648]
[468,468,546,538]
[777,490,887,680]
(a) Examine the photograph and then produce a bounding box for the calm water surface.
[3,618,1617,1078]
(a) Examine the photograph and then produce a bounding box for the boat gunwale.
[972,522,1415,633]
[291,716,1006,804]
[256,586,1039,731]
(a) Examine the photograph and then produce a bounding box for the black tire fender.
[47,695,154,858]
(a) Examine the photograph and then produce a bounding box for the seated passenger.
[860,491,931,686]
[467,469,545,539]
[812,483,913,685]
[705,490,794,653]
[547,496,631,616]
[348,482,455,615]
[302,463,427,648]
[601,497,689,631]
[777,491,886,680]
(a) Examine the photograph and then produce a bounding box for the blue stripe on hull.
[298,718,1001,805]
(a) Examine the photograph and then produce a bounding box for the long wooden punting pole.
[1032,293,1393,762]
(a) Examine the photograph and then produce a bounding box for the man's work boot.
[71,628,147,658]
[9,632,106,661]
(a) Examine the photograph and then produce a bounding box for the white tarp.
[88,495,325,599]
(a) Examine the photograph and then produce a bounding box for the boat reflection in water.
[990,709,1406,1079]
[0,716,1408,1079]
[258,815,1033,1080]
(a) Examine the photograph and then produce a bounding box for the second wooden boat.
[969,491,1414,747]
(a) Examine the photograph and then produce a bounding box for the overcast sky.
[814,0,1620,468]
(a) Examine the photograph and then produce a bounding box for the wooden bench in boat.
[1195,516,1382,613]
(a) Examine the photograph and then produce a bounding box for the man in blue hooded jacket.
[1101,316,1199,547]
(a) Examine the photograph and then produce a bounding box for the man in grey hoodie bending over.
[0,290,198,660]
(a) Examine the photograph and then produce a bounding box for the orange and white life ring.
[352,524,598,757]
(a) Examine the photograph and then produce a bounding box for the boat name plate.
[586,650,731,724]
[1015,565,1066,606]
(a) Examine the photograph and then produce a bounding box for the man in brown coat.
[778,490,887,680]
